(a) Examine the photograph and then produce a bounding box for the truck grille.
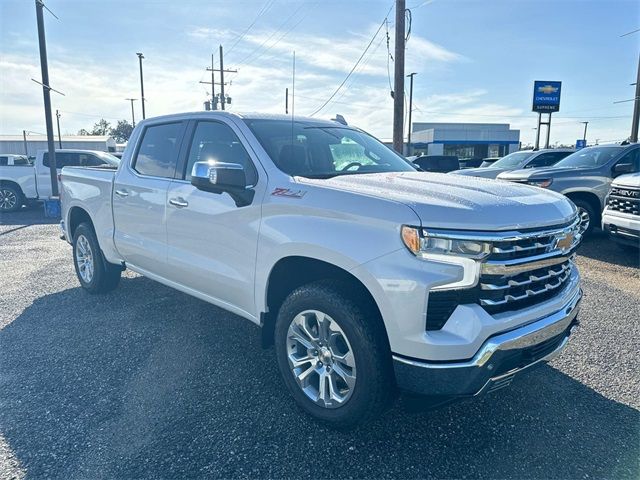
[426,219,581,331]
[608,187,640,216]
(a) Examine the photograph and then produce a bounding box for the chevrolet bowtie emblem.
[555,232,574,251]
[538,85,559,94]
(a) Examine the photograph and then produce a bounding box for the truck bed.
[60,166,117,253]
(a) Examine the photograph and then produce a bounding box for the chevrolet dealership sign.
[532,81,562,113]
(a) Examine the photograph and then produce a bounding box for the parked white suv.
[602,173,640,248]
[60,112,583,426]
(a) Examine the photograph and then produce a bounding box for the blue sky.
[1,0,638,145]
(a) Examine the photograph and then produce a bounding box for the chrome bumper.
[393,287,582,396]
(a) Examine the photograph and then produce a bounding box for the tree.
[77,128,90,135]
[90,118,111,136]
[109,120,134,143]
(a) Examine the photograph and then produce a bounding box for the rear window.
[132,122,184,178]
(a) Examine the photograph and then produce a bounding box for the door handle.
[169,197,189,208]
[115,189,129,197]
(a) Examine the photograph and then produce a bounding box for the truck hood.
[611,172,640,188]
[450,167,508,179]
[299,172,576,231]
[498,166,586,181]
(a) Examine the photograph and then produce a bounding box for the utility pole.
[136,52,146,119]
[35,0,58,197]
[55,109,62,148]
[581,121,589,142]
[392,0,406,154]
[631,53,640,143]
[285,87,289,114]
[125,98,137,126]
[23,130,28,156]
[406,72,417,156]
[203,48,236,110]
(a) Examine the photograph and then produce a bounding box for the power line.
[233,1,306,68]
[310,3,394,117]
[226,0,275,57]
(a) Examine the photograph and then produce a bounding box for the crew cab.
[450,148,573,179]
[60,112,583,426]
[0,149,119,212]
[602,173,640,248]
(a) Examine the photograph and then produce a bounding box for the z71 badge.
[271,188,307,199]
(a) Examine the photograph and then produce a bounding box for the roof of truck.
[138,111,345,127]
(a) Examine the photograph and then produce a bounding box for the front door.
[165,119,265,319]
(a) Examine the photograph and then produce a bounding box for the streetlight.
[125,98,137,127]
[406,72,417,156]
[136,52,146,119]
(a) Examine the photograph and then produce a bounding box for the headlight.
[527,178,553,188]
[401,226,492,259]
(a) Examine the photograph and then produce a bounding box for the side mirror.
[613,163,634,176]
[190,161,254,207]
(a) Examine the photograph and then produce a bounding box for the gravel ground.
[1,206,639,479]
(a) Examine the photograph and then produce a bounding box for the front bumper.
[393,287,582,396]
[602,211,640,248]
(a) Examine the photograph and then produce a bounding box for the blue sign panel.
[576,139,586,149]
[532,81,562,113]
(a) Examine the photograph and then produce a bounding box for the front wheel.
[73,223,121,293]
[573,199,596,237]
[274,281,394,427]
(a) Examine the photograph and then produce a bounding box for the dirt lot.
[1,206,639,479]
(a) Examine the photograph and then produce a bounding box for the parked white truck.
[60,112,583,426]
[602,173,640,248]
[0,149,119,212]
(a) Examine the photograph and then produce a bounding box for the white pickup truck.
[60,112,583,426]
[0,149,119,212]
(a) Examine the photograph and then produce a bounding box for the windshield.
[491,151,534,168]
[244,119,415,178]
[553,146,624,168]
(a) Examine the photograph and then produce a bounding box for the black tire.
[572,199,597,237]
[72,222,121,294]
[0,184,24,213]
[274,280,394,428]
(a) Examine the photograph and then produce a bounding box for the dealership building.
[410,122,521,158]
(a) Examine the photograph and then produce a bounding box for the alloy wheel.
[0,188,17,211]
[286,309,356,409]
[75,234,94,283]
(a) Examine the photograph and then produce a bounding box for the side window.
[0,156,7,166]
[616,148,640,172]
[185,121,258,185]
[43,152,80,168]
[133,122,183,178]
[526,153,557,168]
[79,154,105,167]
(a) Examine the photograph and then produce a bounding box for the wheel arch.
[261,256,389,350]
[68,206,94,240]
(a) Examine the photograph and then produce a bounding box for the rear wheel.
[73,223,121,293]
[274,281,394,427]
[0,184,23,213]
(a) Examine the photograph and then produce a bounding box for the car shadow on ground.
[0,204,59,228]
[1,276,638,479]
[577,230,639,268]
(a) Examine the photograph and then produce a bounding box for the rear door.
[165,119,265,318]
[112,121,187,275]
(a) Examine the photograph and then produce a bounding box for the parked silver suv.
[450,149,573,179]
[498,143,640,235]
